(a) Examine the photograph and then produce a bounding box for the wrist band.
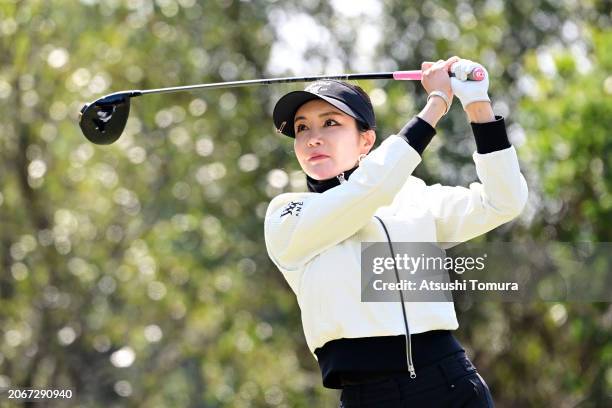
[427,91,451,115]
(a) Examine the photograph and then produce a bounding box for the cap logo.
[305,84,329,94]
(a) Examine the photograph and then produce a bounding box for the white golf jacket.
[264,118,528,362]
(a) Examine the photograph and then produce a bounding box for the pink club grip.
[392,70,423,81]
[470,67,486,81]
[393,68,486,81]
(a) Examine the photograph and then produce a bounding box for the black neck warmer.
[306,165,359,193]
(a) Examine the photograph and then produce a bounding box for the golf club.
[78,68,485,145]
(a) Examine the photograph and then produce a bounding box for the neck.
[306,166,359,193]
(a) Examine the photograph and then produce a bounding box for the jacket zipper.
[401,292,416,378]
[407,334,416,378]
[373,215,417,379]
[337,172,346,184]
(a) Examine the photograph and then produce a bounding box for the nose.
[306,130,323,147]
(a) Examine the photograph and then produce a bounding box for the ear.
[360,129,376,153]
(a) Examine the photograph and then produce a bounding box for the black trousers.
[339,351,494,408]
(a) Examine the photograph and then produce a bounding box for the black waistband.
[313,330,464,389]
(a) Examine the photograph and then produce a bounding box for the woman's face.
[293,99,375,181]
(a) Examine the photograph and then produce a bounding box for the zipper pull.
[408,364,416,379]
[337,172,346,184]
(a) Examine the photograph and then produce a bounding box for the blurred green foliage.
[0,0,610,407]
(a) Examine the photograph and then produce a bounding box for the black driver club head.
[79,91,141,145]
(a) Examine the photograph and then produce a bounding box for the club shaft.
[139,72,402,96]
[126,68,481,98]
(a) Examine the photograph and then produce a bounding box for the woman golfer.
[264,56,527,407]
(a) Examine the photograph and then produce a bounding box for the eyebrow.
[294,111,343,122]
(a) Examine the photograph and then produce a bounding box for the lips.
[308,154,330,162]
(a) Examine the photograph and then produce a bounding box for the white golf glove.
[450,59,490,110]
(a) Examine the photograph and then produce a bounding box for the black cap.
[272,80,376,138]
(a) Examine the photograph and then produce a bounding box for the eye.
[295,123,307,133]
[324,119,339,126]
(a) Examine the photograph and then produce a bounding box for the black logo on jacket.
[280,201,303,217]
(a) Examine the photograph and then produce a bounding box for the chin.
[305,166,338,181]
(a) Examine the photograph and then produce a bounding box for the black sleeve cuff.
[471,115,512,154]
[398,116,436,156]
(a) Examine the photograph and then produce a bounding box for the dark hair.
[341,82,375,132]
[356,120,371,132]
